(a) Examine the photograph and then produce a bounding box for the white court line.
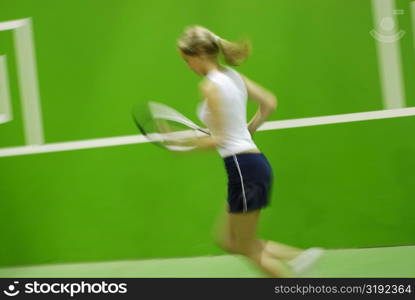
[0,135,148,158]
[0,19,27,31]
[0,107,415,158]
[13,18,45,145]
[371,0,406,109]
[0,18,44,145]
[259,107,415,130]
[412,2,415,56]
[0,114,9,123]
[0,55,12,124]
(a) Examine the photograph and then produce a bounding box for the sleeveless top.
[197,66,258,157]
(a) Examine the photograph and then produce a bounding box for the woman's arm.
[241,74,277,135]
[171,79,225,151]
[152,79,224,151]
[191,79,225,150]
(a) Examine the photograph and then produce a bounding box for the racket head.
[132,101,209,151]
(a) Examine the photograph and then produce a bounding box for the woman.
[176,25,323,277]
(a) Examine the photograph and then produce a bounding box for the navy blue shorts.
[223,152,273,213]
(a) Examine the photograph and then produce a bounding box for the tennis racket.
[132,101,211,151]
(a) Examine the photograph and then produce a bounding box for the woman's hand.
[154,118,219,150]
[241,74,277,136]
[176,135,220,151]
[247,123,256,137]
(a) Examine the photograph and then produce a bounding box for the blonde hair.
[177,25,251,66]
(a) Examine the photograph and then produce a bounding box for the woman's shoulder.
[198,76,218,93]
[225,66,245,81]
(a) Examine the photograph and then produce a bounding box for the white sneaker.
[287,247,324,274]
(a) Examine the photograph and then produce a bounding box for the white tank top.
[197,66,258,157]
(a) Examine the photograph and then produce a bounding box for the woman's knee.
[212,210,234,252]
[213,231,243,254]
[215,238,264,259]
[233,238,265,257]
[214,235,237,253]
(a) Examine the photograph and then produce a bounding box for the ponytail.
[216,37,251,66]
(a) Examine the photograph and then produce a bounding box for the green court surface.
[1,0,415,279]
[1,246,414,278]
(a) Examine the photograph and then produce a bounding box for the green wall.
[0,0,414,267]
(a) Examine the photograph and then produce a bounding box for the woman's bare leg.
[229,210,292,277]
[259,240,304,261]
[244,240,292,277]
[212,206,303,262]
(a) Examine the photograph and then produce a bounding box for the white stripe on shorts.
[232,154,247,212]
